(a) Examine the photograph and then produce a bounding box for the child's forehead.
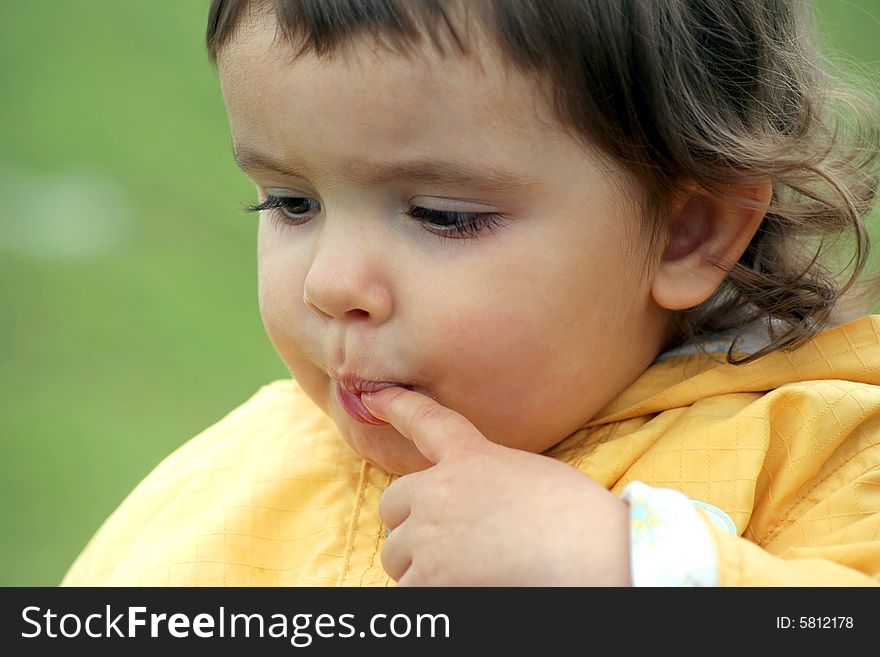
[227,12,496,76]
[217,4,629,200]
[219,19,567,154]
[218,2,531,100]
[223,0,493,59]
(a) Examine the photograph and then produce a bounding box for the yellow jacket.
[62,315,880,586]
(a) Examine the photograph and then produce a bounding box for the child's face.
[219,13,671,474]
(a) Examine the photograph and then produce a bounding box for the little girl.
[63,0,880,586]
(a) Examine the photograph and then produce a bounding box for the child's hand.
[361,387,632,586]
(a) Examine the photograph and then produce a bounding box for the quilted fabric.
[61,315,880,586]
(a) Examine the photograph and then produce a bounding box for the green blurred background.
[0,1,878,586]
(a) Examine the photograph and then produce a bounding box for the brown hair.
[206,0,880,365]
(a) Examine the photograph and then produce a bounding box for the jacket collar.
[583,314,880,428]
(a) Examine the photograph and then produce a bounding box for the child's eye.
[243,195,318,224]
[242,194,508,240]
[402,206,507,239]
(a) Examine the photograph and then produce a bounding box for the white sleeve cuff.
[620,481,736,587]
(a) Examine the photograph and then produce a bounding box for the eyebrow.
[232,145,540,193]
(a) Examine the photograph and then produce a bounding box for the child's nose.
[301,218,393,323]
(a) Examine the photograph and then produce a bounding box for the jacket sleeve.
[695,377,880,586]
[698,465,880,586]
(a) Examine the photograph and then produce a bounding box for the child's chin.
[349,434,433,475]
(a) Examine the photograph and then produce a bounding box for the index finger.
[361,386,487,463]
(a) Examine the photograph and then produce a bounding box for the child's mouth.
[334,380,414,424]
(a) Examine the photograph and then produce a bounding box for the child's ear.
[651,180,772,311]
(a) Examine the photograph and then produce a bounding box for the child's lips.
[342,379,411,395]
[335,382,394,424]
[331,376,415,424]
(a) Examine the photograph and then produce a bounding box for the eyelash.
[242,194,508,239]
